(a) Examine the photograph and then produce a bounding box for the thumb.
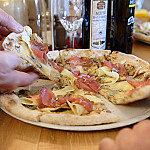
[13,71,39,87]
[0,8,23,33]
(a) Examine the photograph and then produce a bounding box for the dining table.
[0,39,150,150]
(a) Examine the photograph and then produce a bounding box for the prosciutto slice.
[104,60,127,77]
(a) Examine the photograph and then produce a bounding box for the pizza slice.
[0,85,119,125]
[2,26,60,82]
[99,72,150,104]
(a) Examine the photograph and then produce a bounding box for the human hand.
[0,51,39,93]
[0,8,24,50]
[99,119,150,150]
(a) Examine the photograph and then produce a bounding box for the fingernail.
[16,24,24,33]
[32,73,39,79]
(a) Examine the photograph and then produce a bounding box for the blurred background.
[0,0,150,51]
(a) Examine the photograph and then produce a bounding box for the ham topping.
[35,87,56,108]
[104,60,127,76]
[49,60,64,73]
[70,63,80,76]
[30,40,49,53]
[56,95,94,112]
[75,74,101,93]
[126,77,150,95]
[70,63,100,93]
[34,87,94,112]
[126,77,150,88]
[66,55,93,67]
[30,40,48,65]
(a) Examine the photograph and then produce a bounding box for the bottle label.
[129,0,135,7]
[128,0,135,39]
[128,16,134,25]
[90,0,108,50]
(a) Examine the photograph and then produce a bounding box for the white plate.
[1,97,150,131]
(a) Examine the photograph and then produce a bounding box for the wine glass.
[58,0,84,48]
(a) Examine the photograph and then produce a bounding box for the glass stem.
[69,32,74,49]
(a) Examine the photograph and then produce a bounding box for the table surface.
[0,39,150,150]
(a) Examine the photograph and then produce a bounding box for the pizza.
[0,26,150,126]
[2,26,60,82]
[133,21,150,44]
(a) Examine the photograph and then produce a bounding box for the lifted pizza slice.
[3,26,60,82]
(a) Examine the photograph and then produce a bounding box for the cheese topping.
[20,96,38,106]
[52,86,74,96]
[97,66,119,83]
[67,100,88,116]
[61,69,77,88]
[73,90,103,103]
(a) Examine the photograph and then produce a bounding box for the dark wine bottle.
[106,0,135,54]
[82,0,108,49]
[82,0,91,49]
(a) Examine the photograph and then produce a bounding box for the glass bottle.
[54,15,67,50]
[82,0,108,50]
[106,0,135,54]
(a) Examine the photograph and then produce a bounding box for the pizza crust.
[109,51,150,75]
[121,85,150,104]
[0,94,42,122]
[47,49,111,64]
[40,111,119,126]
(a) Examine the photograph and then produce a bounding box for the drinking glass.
[26,0,47,43]
[58,0,84,48]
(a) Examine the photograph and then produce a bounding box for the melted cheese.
[105,81,134,92]
[97,66,119,83]
[73,90,103,103]
[52,86,74,96]
[67,100,87,116]
[20,96,38,106]
[76,66,85,74]
[61,69,77,88]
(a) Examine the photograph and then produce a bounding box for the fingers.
[0,71,39,92]
[0,8,23,33]
[0,51,21,69]
[133,120,150,148]
[99,138,116,150]
[115,128,140,150]
[99,120,150,150]
[0,26,11,36]
[11,71,39,87]
[0,51,39,92]
[133,120,150,135]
